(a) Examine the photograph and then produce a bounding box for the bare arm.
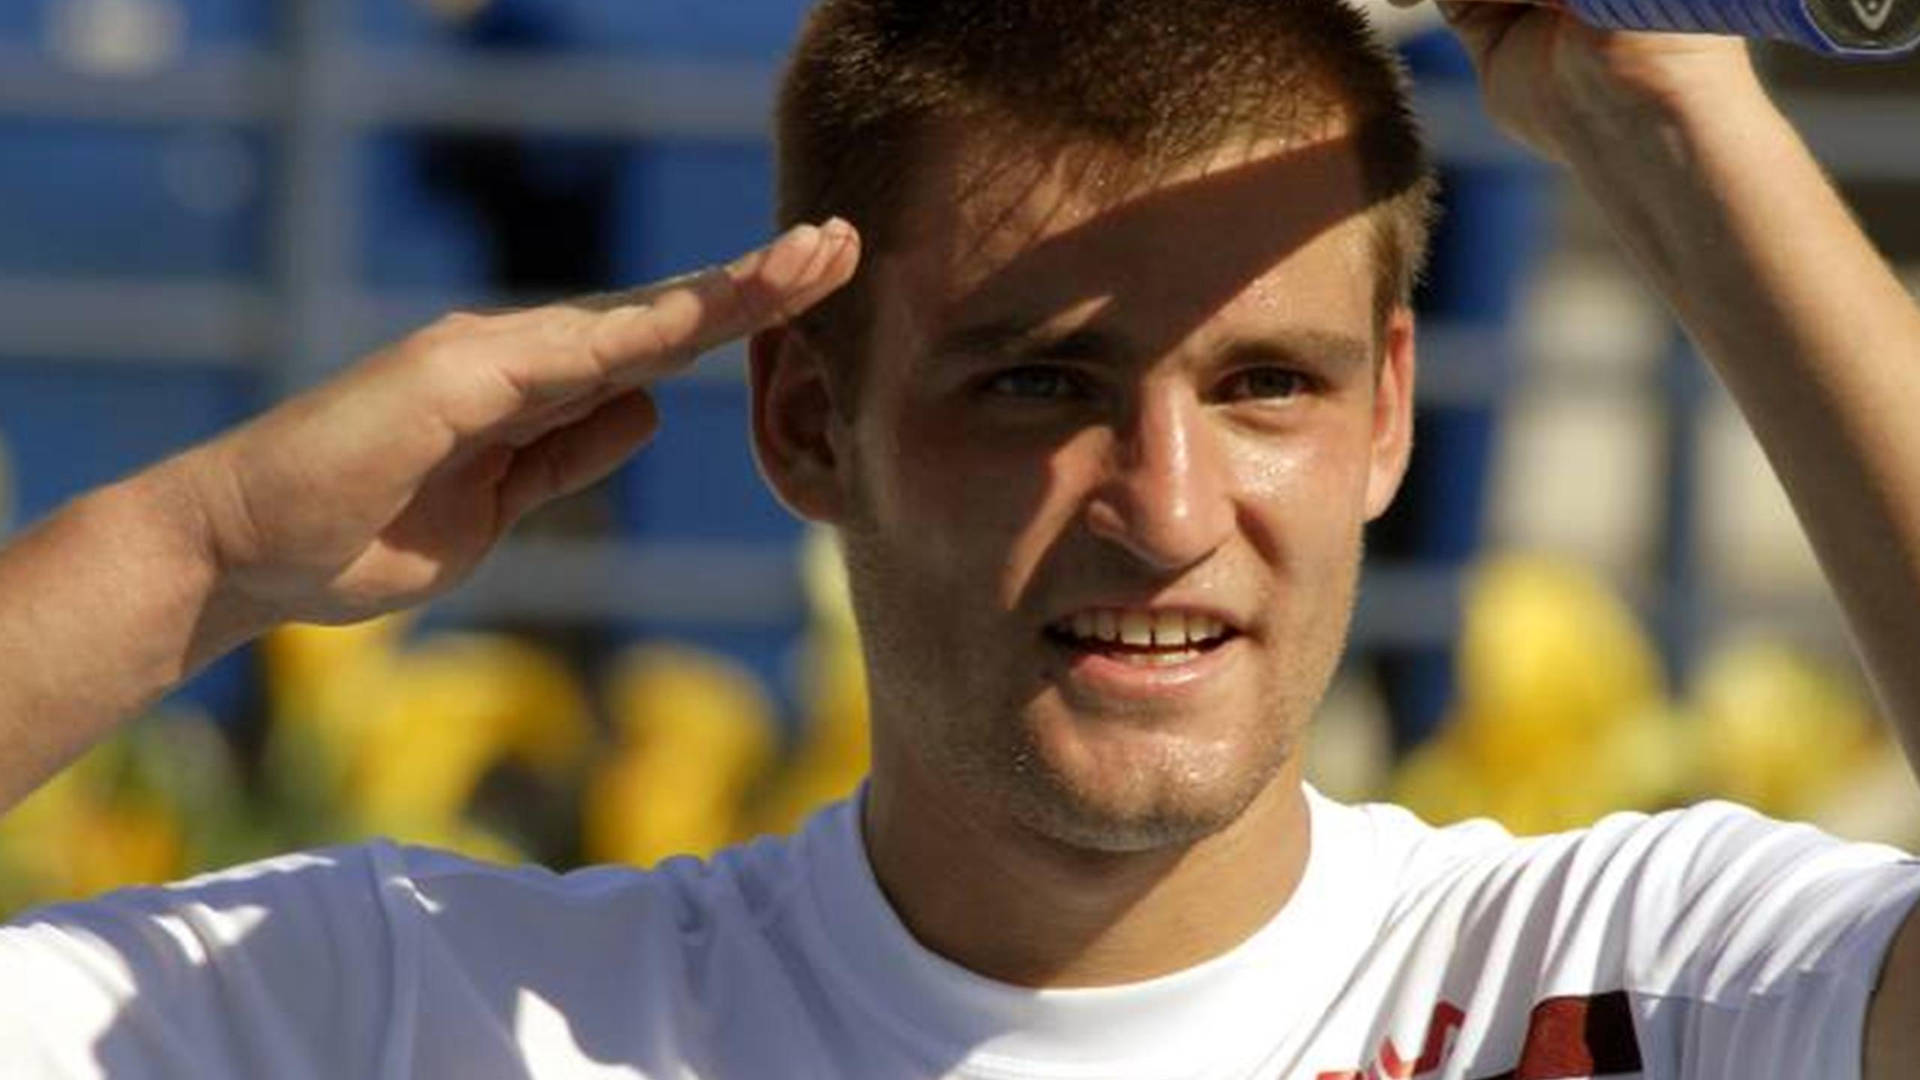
[1559,63,1920,752]
[0,459,249,805]
[1437,8,1920,758]
[1430,8,1920,1069]
[1564,74,1920,1080]
[0,220,860,812]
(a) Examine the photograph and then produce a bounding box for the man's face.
[827,128,1414,853]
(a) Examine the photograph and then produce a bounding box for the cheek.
[1226,427,1373,557]
[861,406,1064,589]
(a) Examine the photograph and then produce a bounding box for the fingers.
[403,220,859,461]
[591,216,862,378]
[498,389,661,525]
[467,219,859,418]
[565,217,857,322]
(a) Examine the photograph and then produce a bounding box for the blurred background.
[1,0,1917,913]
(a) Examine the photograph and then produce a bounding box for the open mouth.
[1042,608,1240,667]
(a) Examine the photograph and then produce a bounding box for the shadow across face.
[909,125,1394,375]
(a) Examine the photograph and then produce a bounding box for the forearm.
[0,459,265,811]
[1565,68,1920,756]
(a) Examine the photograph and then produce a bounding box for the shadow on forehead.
[915,129,1380,363]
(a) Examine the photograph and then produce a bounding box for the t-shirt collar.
[795,782,1365,1077]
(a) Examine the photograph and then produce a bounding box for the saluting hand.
[180,219,860,630]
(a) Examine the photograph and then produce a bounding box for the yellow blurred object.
[383,815,528,867]
[586,644,780,866]
[263,615,416,718]
[50,802,184,901]
[1395,555,1683,834]
[261,615,417,796]
[349,633,593,831]
[1590,700,1698,814]
[751,528,872,836]
[0,715,223,906]
[1453,556,1665,775]
[1392,738,1485,828]
[1690,637,1878,820]
[1806,739,1920,849]
[1394,553,1895,839]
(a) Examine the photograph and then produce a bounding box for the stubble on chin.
[844,500,1358,862]
[881,656,1307,857]
[937,573,1354,858]
[995,706,1307,855]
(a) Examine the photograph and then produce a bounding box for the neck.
[861,755,1312,988]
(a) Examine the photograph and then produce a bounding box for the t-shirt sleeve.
[1620,803,1920,1079]
[1455,802,1920,1080]
[0,844,418,1080]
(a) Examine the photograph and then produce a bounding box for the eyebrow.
[930,315,1372,375]
[1220,328,1373,376]
[929,316,1118,363]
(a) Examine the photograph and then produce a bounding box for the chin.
[998,721,1296,855]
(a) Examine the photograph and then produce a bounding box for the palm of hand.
[316,434,524,623]
[203,367,535,626]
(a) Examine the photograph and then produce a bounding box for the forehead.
[872,126,1379,360]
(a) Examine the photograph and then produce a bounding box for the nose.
[1083,384,1234,572]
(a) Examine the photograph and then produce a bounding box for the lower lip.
[1045,634,1243,700]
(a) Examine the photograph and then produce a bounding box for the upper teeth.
[1061,610,1229,648]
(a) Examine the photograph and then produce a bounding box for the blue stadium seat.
[0,121,269,279]
[0,3,38,41]
[612,377,805,711]
[582,0,815,59]
[6,0,274,53]
[0,361,257,525]
[358,133,492,292]
[1368,28,1555,752]
[610,138,787,536]
[362,135,773,303]
[612,139,775,282]
[354,0,811,59]
[347,1,830,705]
[618,379,798,545]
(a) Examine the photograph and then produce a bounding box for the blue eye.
[1221,368,1308,402]
[984,366,1086,400]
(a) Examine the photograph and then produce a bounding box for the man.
[3,0,1919,1075]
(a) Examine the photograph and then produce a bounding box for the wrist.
[111,452,279,671]
[1553,40,1768,172]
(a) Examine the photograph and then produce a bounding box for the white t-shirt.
[4,786,1917,1079]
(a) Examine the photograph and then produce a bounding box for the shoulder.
[1322,798,1920,1078]
[1356,795,1914,908]
[7,841,405,952]
[1353,796,1920,996]
[0,841,425,1078]
[0,822,815,1003]
[0,823,833,1077]
[393,822,814,945]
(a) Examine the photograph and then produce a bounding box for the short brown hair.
[776,0,1437,389]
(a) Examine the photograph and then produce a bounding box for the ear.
[749,324,848,524]
[1363,306,1417,523]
